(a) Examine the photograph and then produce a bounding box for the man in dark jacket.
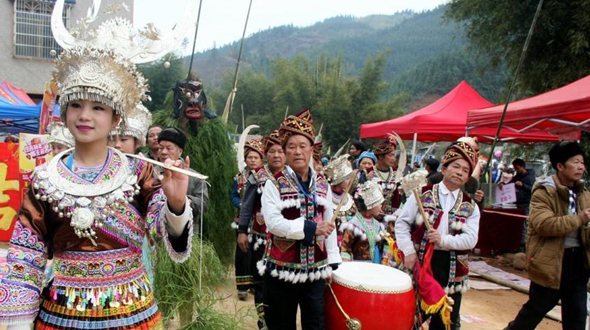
[424,157,440,184]
[509,158,536,214]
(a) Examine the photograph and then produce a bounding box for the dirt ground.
[217,284,560,330]
[0,255,561,330]
[217,257,562,330]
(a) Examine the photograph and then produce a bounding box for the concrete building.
[0,0,134,98]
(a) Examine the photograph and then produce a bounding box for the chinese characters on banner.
[0,133,54,243]
[495,183,517,205]
[0,143,20,241]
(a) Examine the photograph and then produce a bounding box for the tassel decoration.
[415,214,424,225]
[287,272,295,282]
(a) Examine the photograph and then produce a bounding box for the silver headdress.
[324,154,354,186]
[358,180,384,210]
[48,122,75,148]
[51,0,193,128]
[51,0,193,64]
[111,103,152,146]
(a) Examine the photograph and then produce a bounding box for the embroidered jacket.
[250,165,275,237]
[0,148,192,326]
[395,183,480,294]
[365,166,402,216]
[260,166,341,282]
[340,214,386,262]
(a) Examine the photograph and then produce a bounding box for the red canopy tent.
[360,81,558,143]
[467,74,590,136]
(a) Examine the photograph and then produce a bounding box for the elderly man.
[260,109,341,330]
[395,141,481,330]
[504,141,590,330]
[158,127,209,229]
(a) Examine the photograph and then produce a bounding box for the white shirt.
[261,166,341,264]
[395,182,480,257]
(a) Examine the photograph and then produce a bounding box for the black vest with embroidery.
[250,165,274,237]
[411,184,475,294]
[263,169,330,275]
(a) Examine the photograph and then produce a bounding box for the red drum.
[325,262,415,330]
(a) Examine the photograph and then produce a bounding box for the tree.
[137,54,186,112]
[445,0,590,95]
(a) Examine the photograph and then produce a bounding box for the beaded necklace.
[355,212,381,262]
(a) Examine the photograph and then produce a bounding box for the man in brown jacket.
[504,141,590,330]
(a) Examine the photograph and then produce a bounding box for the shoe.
[237,291,248,301]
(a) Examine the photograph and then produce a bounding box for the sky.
[134,0,448,53]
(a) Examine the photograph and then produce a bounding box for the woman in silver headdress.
[47,122,74,156]
[0,1,197,328]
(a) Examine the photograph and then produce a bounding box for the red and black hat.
[279,109,315,144]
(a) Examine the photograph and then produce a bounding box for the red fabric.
[360,81,558,143]
[1,81,35,105]
[414,243,446,307]
[467,75,590,135]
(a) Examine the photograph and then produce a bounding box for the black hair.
[548,141,586,170]
[351,140,367,153]
[512,158,526,168]
[424,158,440,171]
[145,125,163,143]
[354,195,369,213]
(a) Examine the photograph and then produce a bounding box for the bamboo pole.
[413,189,432,231]
[469,268,529,294]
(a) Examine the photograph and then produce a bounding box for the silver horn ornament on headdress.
[237,125,259,171]
[51,0,194,64]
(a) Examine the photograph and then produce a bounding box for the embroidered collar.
[34,147,140,244]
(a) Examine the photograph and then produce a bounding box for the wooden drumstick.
[412,188,432,231]
[125,153,209,180]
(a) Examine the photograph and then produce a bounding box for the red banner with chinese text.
[0,142,20,241]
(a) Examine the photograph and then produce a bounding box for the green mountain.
[187,5,507,104]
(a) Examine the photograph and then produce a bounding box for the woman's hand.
[161,156,190,214]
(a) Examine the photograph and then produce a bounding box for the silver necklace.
[33,148,140,245]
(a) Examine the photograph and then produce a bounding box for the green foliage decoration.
[153,92,237,266]
[153,238,227,320]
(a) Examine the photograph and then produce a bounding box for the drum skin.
[325,262,415,330]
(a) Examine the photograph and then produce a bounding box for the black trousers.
[505,247,589,330]
[420,250,463,330]
[263,273,326,330]
[235,232,253,291]
[250,242,265,329]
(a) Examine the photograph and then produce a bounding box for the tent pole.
[482,0,544,187]
[411,133,418,166]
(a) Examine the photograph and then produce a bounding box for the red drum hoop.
[325,262,415,330]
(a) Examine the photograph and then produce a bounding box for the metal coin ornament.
[34,148,142,246]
